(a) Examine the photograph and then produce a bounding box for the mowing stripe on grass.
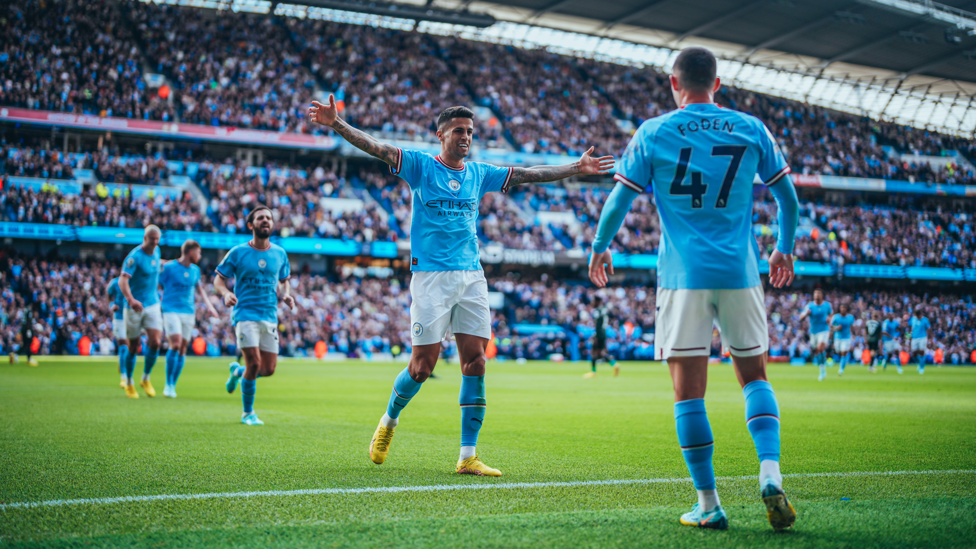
[1,469,972,511]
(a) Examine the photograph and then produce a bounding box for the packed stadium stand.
[1,0,974,364]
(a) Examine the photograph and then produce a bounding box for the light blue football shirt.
[160,260,201,315]
[121,245,161,307]
[614,103,790,289]
[910,316,930,339]
[831,314,855,339]
[106,278,127,320]
[215,241,290,325]
[391,149,513,271]
[805,301,833,334]
[882,318,899,341]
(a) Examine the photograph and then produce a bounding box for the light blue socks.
[385,368,423,420]
[241,378,256,414]
[165,349,178,385]
[175,354,186,384]
[743,380,783,488]
[118,345,129,376]
[675,399,716,490]
[459,375,486,448]
[143,346,159,376]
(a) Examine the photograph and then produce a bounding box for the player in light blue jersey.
[215,206,295,425]
[588,48,799,531]
[308,98,613,476]
[910,309,931,374]
[118,225,163,399]
[106,277,129,388]
[881,314,903,373]
[830,304,856,376]
[798,289,832,380]
[160,240,219,398]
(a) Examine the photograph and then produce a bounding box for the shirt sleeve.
[215,249,236,279]
[121,254,138,278]
[479,163,515,195]
[389,148,426,189]
[613,123,653,193]
[278,252,291,281]
[756,120,791,186]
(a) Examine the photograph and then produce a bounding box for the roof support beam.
[598,0,669,32]
[819,23,924,70]
[672,0,767,44]
[740,12,838,60]
[522,0,577,22]
[903,51,965,78]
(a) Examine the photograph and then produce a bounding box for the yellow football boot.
[762,484,797,531]
[613,365,620,377]
[120,377,127,389]
[583,372,598,378]
[124,384,139,399]
[456,455,502,477]
[369,422,395,464]
[140,379,156,398]
[28,359,39,367]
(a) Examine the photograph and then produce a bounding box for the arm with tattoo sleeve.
[508,145,614,188]
[329,118,400,167]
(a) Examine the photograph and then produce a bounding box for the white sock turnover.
[760,459,783,489]
[697,489,721,512]
[380,413,398,429]
[459,446,476,461]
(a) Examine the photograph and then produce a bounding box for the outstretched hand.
[578,146,615,175]
[768,250,795,288]
[307,95,339,127]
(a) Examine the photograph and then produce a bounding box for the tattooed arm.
[507,146,614,188]
[307,95,398,167]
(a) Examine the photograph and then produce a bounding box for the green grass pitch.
[1,357,974,548]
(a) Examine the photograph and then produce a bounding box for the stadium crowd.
[2,250,973,366]
[2,1,973,187]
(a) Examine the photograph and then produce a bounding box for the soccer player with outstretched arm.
[214,207,296,425]
[118,225,164,399]
[159,240,219,398]
[588,47,800,531]
[307,98,613,476]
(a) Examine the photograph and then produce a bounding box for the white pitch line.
[1,469,973,511]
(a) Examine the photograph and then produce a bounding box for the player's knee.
[462,354,487,376]
[409,359,435,382]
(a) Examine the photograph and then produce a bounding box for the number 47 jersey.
[614,103,790,290]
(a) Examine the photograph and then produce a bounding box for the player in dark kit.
[864,311,883,373]
[584,296,618,378]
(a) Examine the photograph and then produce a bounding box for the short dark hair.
[246,205,272,226]
[673,47,717,93]
[181,239,200,254]
[437,106,474,130]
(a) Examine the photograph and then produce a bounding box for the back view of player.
[864,311,882,373]
[589,47,799,531]
[584,296,618,378]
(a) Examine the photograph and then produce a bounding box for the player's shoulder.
[269,242,288,256]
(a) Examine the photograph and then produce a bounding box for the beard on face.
[254,225,273,238]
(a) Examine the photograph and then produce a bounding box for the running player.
[910,308,931,374]
[798,289,832,381]
[118,225,163,399]
[106,277,130,388]
[215,206,295,425]
[159,240,219,398]
[864,311,882,373]
[588,47,799,531]
[584,296,618,378]
[307,98,613,476]
[881,313,903,373]
[830,304,855,376]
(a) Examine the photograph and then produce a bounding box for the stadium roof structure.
[379,0,976,135]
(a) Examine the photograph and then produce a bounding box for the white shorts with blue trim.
[655,285,768,360]
[834,337,852,354]
[410,270,491,346]
[123,303,162,339]
[112,318,126,340]
[235,321,279,354]
[911,337,928,353]
[883,339,901,353]
[810,330,830,348]
[164,312,195,341]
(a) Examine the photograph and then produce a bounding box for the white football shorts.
[236,320,280,354]
[163,312,195,341]
[834,337,852,354]
[810,330,830,348]
[123,303,162,339]
[910,337,928,352]
[655,285,768,360]
[112,318,126,340]
[883,339,901,353]
[410,270,491,346]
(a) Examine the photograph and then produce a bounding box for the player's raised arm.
[307,95,399,167]
[508,146,614,187]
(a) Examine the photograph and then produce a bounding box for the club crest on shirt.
[413,323,423,337]
[151,259,157,266]
[448,179,461,192]
[127,258,134,266]
[183,272,189,278]
[258,259,267,269]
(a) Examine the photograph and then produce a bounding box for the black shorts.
[868,338,882,350]
[594,337,607,352]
